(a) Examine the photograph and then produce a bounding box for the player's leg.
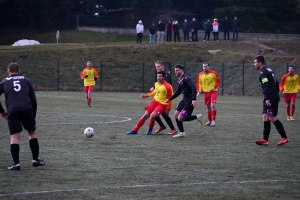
[147,105,165,135]
[284,94,291,120]
[87,86,94,107]
[255,101,271,146]
[290,93,297,120]
[204,93,212,125]
[210,92,218,126]
[161,112,177,135]
[155,116,166,133]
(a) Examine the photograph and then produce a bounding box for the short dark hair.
[254,55,265,65]
[155,61,164,66]
[174,64,184,70]
[8,63,20,73]
[157,71,166,78]
[203,62,210,66]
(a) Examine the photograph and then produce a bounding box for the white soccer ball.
[84,127,95,138]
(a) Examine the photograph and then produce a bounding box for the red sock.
[291,105,295,116]
[286,106,290,116]
[88,98,91,105]
[207,111,212,122]
[148,119,155,130]
[212,110,217,121]
[133,118,145,132]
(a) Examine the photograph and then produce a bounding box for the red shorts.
[284,93,297,104]
[84,86,94,93]
[144,100,166,115]
[204,91,218,106]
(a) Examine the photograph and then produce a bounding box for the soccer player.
[80,61,99,107]
[196,62,221,126]
[279,66,300,121]
[166,64,203,138]
[254,55,289,146]
[152,61,177,135]
[0,63,45,170]
[126,71,173,135]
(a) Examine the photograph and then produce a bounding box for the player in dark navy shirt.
[0,63,45,170]
[166,64,203,138]
[254,55,289,146]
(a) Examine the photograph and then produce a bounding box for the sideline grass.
[0,91,299,199]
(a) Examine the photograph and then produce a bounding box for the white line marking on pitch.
[0,179,299,197]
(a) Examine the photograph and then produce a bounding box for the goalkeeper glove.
[85,75,88,78]
[94,77,98,81]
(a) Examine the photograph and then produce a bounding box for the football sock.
[148,119,155,130]
[155,116,165,127]
[10,144,20,164]
[212,110,217,121]
[162,113,175,130]
[291,105,295,116]
[273,119,287,138]
[286,105,290,116]
[133,118,145,132]
[88,98,91,105]
[29,138,39,160]
[184,115,197,121]
[263,121,271,140]
[176,119,184,132]
[207,111,212,122]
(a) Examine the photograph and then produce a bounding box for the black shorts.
[7,107,36,135]
[262,94,280,117]
[176,99,194,117]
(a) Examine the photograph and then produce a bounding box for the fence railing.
[0,59,298,96]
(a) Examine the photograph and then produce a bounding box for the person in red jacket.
[280,66,300,121]
[196,62,220,126]
[80,61,99,107]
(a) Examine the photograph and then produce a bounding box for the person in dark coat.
[203,19,212,42]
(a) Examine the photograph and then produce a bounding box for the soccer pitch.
[0,91,299,199]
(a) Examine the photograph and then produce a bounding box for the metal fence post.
[57,58,60,91]
[221,62,224,95]
[142,61,145,92]
[242,62,245,96]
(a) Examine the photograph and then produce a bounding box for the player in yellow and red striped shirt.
[126,71,173,135]
[280,66,300,121]
[196,62,220,126]
[80,61,99,107]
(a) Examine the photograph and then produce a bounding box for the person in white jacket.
[136,20,144,44]
[212,18,219,42]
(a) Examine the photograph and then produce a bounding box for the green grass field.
[0,91,299,199]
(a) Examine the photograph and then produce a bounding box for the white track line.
[0,179,299,197]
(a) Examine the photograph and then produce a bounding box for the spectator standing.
[165,21,173,42]
[173,21,180,42]
[182,19,190,42]
[157,19,165,43]
[212,18,219,42]
[280,66,300,121]
[203,19,212,42]
[190,18,199,42]
[232,16,240,41]
[223,15,230,41]
[136,20,144,44]
[148,22,157,44]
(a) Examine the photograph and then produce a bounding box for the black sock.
[155,116,165,127]
[273,119,288,138]
[10,144,20,164]
[29,138,39,160]
[184,115,197,121]
[263,121,271,140]
[176,119,184,132]
[162,113,175,130]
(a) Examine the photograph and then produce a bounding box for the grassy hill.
[0,29,299,95]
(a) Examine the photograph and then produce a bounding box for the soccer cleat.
[32,158,45,167]
[277,138,290,146]
[146,129,152,135]
[290,116,294,121]
[255,139,269,146]
[168,129,177,135]
[173,132,185,138]
[155,126,166,133]
[7,163,21,170]
[287,116,291,121]
[126,131,137,135]
[197,114,203,127]
[204,121,211,126]
[210,121,216,126]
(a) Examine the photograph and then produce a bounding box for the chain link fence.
[0,59,298,96]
